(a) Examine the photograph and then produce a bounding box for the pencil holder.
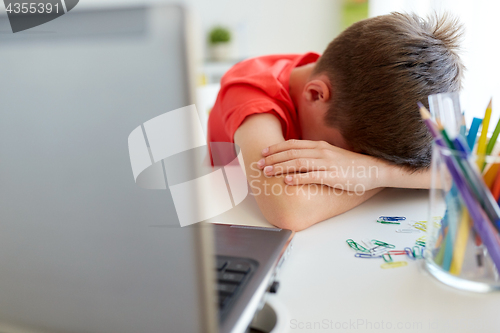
[425,92,500,292]
[427,143,500,292]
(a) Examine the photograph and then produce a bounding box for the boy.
[207,13,464,231]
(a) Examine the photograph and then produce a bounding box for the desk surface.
[269,188,500,333]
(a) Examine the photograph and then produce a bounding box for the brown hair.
[313,12,464,170]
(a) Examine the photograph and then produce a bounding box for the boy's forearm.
[255,182,382,231]
[379,164,432,189]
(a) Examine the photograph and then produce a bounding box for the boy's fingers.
[263,158,328,176]
[284,171,328,186]
[262,139,323,156]
[261,149,322,169]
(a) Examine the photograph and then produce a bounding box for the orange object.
[491,168,500,201]
[483,162,500,189]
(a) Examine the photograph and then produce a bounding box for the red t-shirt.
[207,52,320,144]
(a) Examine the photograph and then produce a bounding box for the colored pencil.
[492,170,500,201]
[419,103,500,269]
[483,162,500,189]
[442,216,456,271]
[434,122,500,232]
[477,99,493,170]
[453,137,500,232]
[467,117,482,150]
[460,113,466,136]
[450,209,470,276]
[485,99,498,156]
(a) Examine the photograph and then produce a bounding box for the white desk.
[266,188,500,333]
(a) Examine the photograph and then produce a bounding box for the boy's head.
[303,12,464,170]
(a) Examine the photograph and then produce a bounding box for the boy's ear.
[303,75,331,104]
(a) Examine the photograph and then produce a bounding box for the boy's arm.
[381,166,431,189]
[234,113,382,232]
[259,138,432,190]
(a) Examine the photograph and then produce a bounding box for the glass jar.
[426,142,500,292]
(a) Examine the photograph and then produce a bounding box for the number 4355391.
[6,2,60,14]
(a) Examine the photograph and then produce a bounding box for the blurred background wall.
[61,0,344,128]
[371,0,500,133]
[2,0,495,127]
[68,0,342,61]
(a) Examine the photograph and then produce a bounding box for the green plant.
[209,26,231,45]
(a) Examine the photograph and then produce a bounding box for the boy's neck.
[289,63,315,110]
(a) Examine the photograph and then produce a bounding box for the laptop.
[0,3,292,333]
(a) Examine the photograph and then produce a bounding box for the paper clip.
[415,235,426,246]
[382,253,393,263]
[412,246,424,259]
[381,261,408,269]
[346,239,370,253]
[355,253,382,259]
[431,216,442,229]
[370,246,389,256]
[376,220,401,225]
[361,238,375,249]
[415,235,426,247]
[396,228,419,233]
[379,216,406,222]
[388,250,407,256]
[371,239,396,249]
[346,239,358,251]
[404,247,416,260]
[408,221,427,232]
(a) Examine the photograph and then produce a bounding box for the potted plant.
[208,26,232,62]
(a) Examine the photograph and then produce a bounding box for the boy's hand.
[235,113,383,231]
[258,139,385,191]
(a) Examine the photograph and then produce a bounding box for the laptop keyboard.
[215,255,258,320]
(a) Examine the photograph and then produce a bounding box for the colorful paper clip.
[381,261,408,269]
[360,239,388,255]
[361,238,375,249]
[415,235,426,247]
[382,253,393,263]
[376,220,401,225]
[412,246,424,259]
[431,217,442,229]
[371,239,396,249]
[404,247,416,260]
[408,221,427,232]
[370,246,389,256]
[395,229,421,233]
[379,216,406,222]
[355,253,382,259]
[346,239,370,253]
[416,235,427,242]
[388,250,407,256]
